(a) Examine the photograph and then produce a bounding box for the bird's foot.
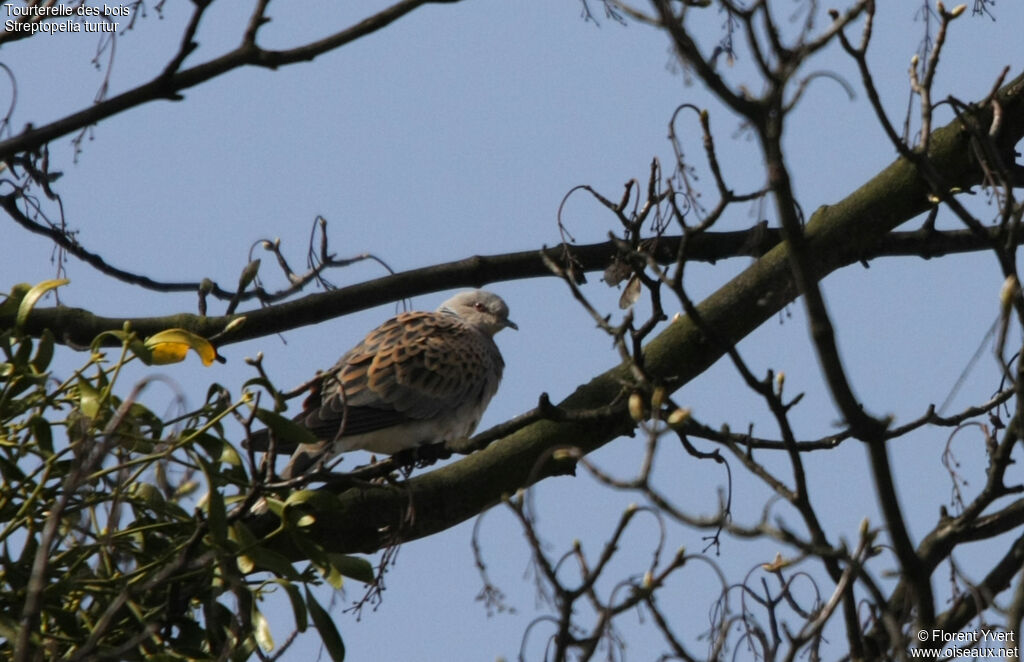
[392,442,452,470]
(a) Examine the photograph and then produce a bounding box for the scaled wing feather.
[297,311,503,441]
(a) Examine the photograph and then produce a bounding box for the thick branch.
[253,71,1024,557]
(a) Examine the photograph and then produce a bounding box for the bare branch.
[0,0,469,162]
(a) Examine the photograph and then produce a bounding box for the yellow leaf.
[237,555,255,574]
[148,342,190,365]
[253,608,274,652]
[628,392,645,421]
[667,407,692,426]
[761,552,791,572]
[143,329,219,366]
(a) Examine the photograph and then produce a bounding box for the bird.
[257,290,516,479]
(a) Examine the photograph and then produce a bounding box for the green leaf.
[0,283,31,318]
[76,378,103,419]
[254,408,317,446]
[284,488,340,510]
[202,599,233,654]
[0,457,27,496]
[281,581,308,632]
[219,442,244,468]
[193,432,226,462]
[13,334,32,366]
[315,552,374,589]
[305,588,346,661]
[327,553,374,585]
[230,520,258,549]
[31,329,54,373]
[28,415,53,456]
[191,432,247,484]
[229,522,260,573]
[15,279,68,332]
[127,401,163,438]
[321,561,344,590]
[242,544,302,581]
[280,489,345,531]
[197,457,227,544]
[129,482,166,509]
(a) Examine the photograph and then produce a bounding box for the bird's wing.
[297,311,504,442]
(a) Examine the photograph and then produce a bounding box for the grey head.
[436,290,517,337]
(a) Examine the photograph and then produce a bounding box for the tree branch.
[0,0,467,162]
[249,71,1024,557]
[7,220,1024,349]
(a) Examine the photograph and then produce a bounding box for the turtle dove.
[266,290,516,478]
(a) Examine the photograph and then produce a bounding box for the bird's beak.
[505,319,519,331]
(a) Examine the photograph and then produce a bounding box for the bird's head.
[438,290,517,336]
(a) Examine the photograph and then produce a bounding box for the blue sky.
[3,1,1023,659]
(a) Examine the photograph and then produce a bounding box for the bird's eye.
[474,302,486,312]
